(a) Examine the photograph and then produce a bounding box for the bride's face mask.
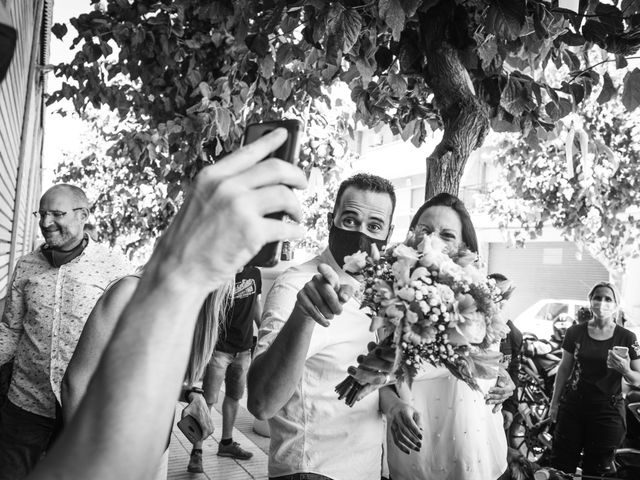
[411,206,463,254]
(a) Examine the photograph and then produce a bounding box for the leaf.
[51,23,68,40]
[595,3,623,33]
[379,0,406,41]
[259,55,275,78]
[558,32,585,47]
[622,0,640,15]
[477,34,499,69]
[500,76,531,117]
[245,33,270,57]
[272,77,293,100]
[341,9,362,53]
[326,5,362,64]
[356,57,375,84]
[375,47,394,72]
[485,0,526,41]
[387,71,407,97]
[198,82,212,99]
[582,21,608,47]
[596,72,617,104]
[621,68,640,111]
[622,0,640,14]
[399,0,422,17]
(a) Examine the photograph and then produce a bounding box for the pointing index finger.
[317,263,341,290]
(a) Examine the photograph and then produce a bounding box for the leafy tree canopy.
[49,0,640,252]
[483,98,640,272]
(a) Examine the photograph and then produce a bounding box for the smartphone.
[613,346,629,358]
[177,414,203,444]
[242,119,303,267]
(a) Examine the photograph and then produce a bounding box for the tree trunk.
[419,3,489,200]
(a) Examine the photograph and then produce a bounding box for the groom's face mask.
[328,224,388,268]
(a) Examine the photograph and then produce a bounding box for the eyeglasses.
[32,208,84,219]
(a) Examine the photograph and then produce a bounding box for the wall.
[0,0,49,296]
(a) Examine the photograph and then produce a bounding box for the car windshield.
[534,303,569,321]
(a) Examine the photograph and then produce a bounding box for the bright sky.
[42,0,94,189]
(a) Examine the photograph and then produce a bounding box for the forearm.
[0,324,19,365]
[248,305,315,419]
[29,273,209,480]
[60,377,81,424]
[551,365,571,407]
[379,385,404,416]
[622,369,640,388]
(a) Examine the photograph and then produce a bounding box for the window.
[535,303,569,322]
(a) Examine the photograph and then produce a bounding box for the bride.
[380,193,513,480]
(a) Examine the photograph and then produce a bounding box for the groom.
[248,173,398,480]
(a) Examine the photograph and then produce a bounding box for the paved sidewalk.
[168,395,269,480]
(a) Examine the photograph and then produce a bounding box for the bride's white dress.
[387,366,507,480]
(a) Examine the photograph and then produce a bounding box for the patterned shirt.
[0,240,131,417]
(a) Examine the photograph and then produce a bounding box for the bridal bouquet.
[335,233,512,407]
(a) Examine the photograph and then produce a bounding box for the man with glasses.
[0,184,131,479]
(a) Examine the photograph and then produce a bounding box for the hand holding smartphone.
[177,414,204,444]
[242,119,303,268]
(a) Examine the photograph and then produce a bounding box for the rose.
[343,250,368,273]
[451,293,487,344]
[391,259,413,286]
[435,283,455,305]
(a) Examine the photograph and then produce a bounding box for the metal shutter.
[488,241,609,320]
[0,0,47,296]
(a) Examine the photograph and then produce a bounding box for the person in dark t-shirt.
[549,282,640,477]
[187,265,262,473]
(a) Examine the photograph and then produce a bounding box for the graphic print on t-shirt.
[234,277,256,300]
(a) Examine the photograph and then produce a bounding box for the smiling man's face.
[38,188,87,251]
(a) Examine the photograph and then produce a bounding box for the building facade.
[0,0,51,296]
[349,126,611,321]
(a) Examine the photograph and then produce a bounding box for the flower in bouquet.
[335,233,511,407]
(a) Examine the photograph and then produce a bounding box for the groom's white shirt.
[255,248,383,480]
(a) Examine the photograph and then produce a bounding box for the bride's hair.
[184,279,235,385]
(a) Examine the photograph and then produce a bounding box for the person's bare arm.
[609,353,640,387]
[27,128,307,480]
[549,349,575,422]
[248,265,353,419]
[61,276,139,423]
[252,294,263,328]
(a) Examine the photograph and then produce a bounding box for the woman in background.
[549,282,640,476]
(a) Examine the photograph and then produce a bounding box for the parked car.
[514,299,589,340]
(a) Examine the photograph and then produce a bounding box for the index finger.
[317,263,341,290]
[400,410,423,441]
[214,128,288,177]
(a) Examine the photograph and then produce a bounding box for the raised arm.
[27,128,307,480]
[247,264,353,419]
[61,276,139,422]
